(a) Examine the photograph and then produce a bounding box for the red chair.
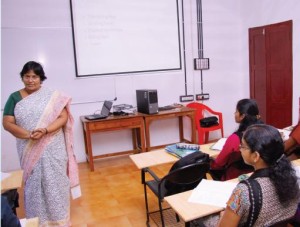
[187,102,224,144]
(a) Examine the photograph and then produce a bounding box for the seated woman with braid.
[194,124,300,227]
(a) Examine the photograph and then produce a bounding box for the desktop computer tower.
[136,89,158,114]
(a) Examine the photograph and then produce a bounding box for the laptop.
[85,101,113,120]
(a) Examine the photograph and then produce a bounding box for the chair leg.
[143,184,150,226]
[204,132,209,143]
[198,132,204,144]
[158,197,165,227]
[221,128,224,138]
[176,213,180,222]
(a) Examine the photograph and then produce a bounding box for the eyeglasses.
[239,144,250,150]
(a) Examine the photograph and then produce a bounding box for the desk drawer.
[87,118,143,131]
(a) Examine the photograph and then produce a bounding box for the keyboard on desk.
[158,105,176,111]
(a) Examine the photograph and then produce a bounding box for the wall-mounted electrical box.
[180,95,194,102]
[194,58,210,70]
[196,93,209,101]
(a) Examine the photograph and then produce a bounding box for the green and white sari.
[13,87,79,227]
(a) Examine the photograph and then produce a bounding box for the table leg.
[84,124,94,171]
[132,128,138,151]
[190,114,196,144]
[140,120,146,152]
[82,122,89,162]
[144,119,151,151]
[185,221,191,227]
[179,116,184,141]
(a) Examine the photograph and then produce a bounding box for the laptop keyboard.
[85,114,107,120]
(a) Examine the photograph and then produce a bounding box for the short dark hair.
[20,61,47,81]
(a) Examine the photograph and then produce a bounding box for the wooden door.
[249,20,293,128]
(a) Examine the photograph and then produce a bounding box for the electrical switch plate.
[196,93,209,101]
[180,95,194,102]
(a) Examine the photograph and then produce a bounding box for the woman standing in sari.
[3,61,80,227]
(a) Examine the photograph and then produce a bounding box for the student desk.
[130,143,219,170]
[144,107,196,151]
[130,143,218,185]
[164,159,300,227]
[1,170,23,193]
[129,143,219,226]
[80,113,146,171]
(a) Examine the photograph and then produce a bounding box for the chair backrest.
[187,102,223,130]
[169,151,210,172]
[162,161,210,196]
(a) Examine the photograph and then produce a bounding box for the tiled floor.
[17,155,176,226]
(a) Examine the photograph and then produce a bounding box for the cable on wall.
[179,0,194,102]
[194,0,210,101]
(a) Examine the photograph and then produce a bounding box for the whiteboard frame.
[69,0,182,77]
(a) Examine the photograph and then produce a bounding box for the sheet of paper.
[188,179,237,208]
[283,125,295,131]
[277,129,290,141]
[294,166,300,189]
[210,138,227,150]
[71,185,82,199]
[1,172,11,181]
[20,218,26,227]
[295,166,300,176]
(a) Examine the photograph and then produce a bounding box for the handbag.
[200,116,219,127]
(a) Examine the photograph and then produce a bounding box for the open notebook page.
[188,179,237,208]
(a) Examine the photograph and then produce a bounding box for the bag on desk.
[200,116,219,127]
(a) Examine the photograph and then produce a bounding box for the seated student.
[195,124,300,227]
[210,99,263,180]
[284,122,300,225]
[284,121,300,160]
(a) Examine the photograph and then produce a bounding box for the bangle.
[45,128,48,134]
[28,131,32,139]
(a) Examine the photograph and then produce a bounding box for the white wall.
[1,0,300,171]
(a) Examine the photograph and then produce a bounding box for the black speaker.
[136,89,158,114]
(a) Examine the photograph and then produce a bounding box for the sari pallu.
[15,87,79,227]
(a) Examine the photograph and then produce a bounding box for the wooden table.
[129,143,219,170]
[143,107,196,151]
[1,170,23,193]
[164,159,300,226]
[80,113,146,171]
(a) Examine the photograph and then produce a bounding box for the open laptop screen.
[101,101,113,116]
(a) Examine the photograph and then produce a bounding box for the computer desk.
[80,113,146,171]
[81,107,196,171]
[164,158,300,227]
[143,107,196,151]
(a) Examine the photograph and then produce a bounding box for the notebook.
[85,101,113,120]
